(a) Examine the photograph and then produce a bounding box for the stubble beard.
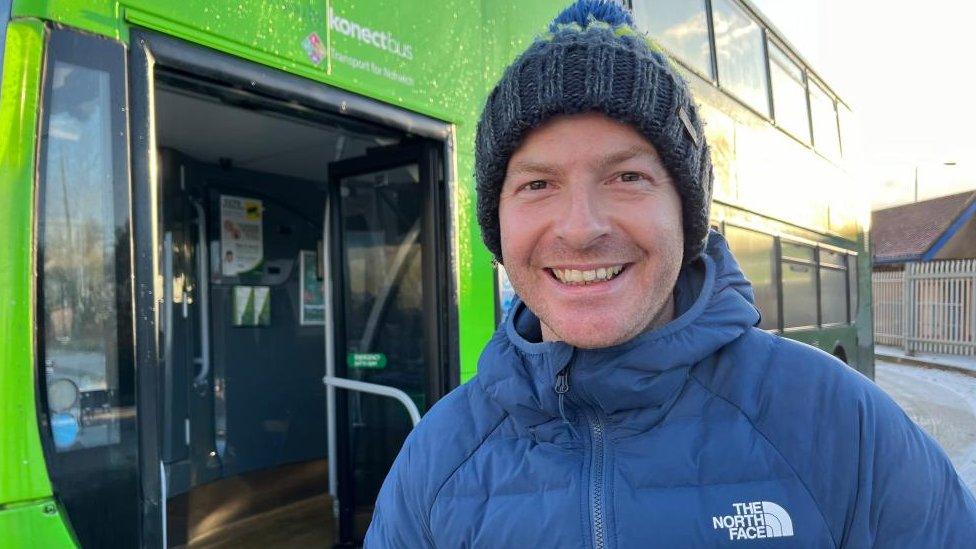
[515,246,683,349]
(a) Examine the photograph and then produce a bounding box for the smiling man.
[498,113,684,349]
[365,1,976,547]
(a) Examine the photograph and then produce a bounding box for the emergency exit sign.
[347,353,387,369]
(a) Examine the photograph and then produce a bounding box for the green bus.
[0,0,871,546]
[630,0,872,369]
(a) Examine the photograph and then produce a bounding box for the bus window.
[768,40,810,144]
[810,80,841,159]
[711,0,770,116]
[496,264,517,324]
[781,240,814,262]
[633,0,713,79]
[837,103,858,162]
[40,47,121,450]
[725,225,779,330]
[820,248,846,267]
[780,241,817,328]
[819,249,848,325]
[35,29,137,547]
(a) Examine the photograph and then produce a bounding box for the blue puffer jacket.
[366,233,976,548]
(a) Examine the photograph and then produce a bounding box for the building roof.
[872,191,976,264]
[871,191,976,264]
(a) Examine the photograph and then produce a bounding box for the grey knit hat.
[475,0,712,264]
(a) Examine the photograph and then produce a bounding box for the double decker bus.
[626,0,871,370]
[0,0,871,547]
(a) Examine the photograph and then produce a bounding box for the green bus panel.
[0,500,76,549]
[0,18,78,547]
[0,18,53,507]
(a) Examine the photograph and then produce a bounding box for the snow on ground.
[875,360,976,492]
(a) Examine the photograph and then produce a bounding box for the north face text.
[712,501,794,541]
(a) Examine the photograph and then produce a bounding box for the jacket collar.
[476,231,760,440]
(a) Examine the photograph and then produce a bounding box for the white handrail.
[323,202,338,499]
[191,195,212,389]
[322,376,422,427]
[162,232,174,383]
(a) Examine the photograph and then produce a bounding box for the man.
[365,1,976,547]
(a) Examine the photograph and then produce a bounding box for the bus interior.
[151,68,444,546]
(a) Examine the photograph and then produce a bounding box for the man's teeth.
[551,265,624,285]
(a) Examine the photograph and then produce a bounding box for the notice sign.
[347,353,387,370]
[233,286,271,327]
[221,195,263,276]
[300,250,325,325]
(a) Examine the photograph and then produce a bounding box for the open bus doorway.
[149,58,451,547]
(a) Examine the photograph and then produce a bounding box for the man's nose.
[553,184,611,249]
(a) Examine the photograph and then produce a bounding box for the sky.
[749,0,976,209]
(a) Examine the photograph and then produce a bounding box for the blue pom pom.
[549,0,634,32]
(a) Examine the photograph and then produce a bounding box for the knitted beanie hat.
[475,0,713,264]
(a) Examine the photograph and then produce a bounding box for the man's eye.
[620,172,643,183]
[524,180,548,191]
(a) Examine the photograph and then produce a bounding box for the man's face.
[499,112,684,348]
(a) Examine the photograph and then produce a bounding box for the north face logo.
[712,501,794,541]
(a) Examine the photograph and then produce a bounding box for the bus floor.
[182,493,332,548]
[177,496,374,548]
[166,459,371,547]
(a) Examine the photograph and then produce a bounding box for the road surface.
[875,360,976,492]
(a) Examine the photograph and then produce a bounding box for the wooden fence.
[872,260,976,355]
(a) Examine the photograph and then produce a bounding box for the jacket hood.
[476,230,759,441]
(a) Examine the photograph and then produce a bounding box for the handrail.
[162,232,174,383]
[323,202,338,498]
[322,376,422,427]
[190,195,212,389]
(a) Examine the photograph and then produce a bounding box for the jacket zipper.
[586,405,608,549]
[554,366,579,439]
[554,363,608,549]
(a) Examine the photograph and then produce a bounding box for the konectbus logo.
[328,7,414,60]
[712,501,794,541]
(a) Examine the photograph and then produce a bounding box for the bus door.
[154,128,450,548]
[326,142,451,545]
[137,35,454,546]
